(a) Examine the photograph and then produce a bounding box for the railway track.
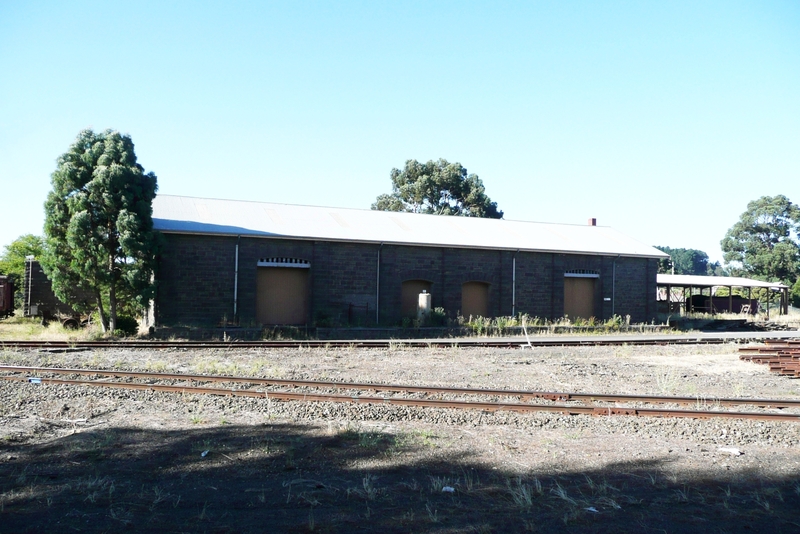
[0,336,791,350]
[2,365,798,423]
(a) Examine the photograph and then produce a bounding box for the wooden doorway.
[564,277,596,320]
[256,267,309,325]
[461,281,489,318]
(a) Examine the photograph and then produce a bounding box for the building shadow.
[1,422,798,533]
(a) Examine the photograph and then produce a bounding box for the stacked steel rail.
[2,365,799,423]
[740,340,800,377]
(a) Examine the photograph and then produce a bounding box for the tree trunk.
[109,279,117,332]
[96,290,109,332]
[108,252,117,333]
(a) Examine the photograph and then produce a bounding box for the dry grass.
[680,308,800,328]
[770,308,800,329]
[0,318,104,341]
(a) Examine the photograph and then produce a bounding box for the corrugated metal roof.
[152,195,669,259]
[657,274,788,289]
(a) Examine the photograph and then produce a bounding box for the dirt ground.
[1,342,800,533]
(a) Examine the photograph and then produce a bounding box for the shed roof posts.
[656,274,789,316]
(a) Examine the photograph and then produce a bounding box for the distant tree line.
[654,246,724,276]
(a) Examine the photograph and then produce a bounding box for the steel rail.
[740,343,800,378]
[3,365,800,410]
[0,337,763,350]
[4,375,798,423]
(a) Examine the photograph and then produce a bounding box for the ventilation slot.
[257,258,310,268]
[564,269,599,278]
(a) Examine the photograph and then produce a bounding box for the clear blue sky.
[1,1,798,263]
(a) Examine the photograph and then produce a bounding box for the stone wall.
[23,260,90,320]
[154,234,659,326]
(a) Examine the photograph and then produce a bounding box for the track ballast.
[2,365,798,423]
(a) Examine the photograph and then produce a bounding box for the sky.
[1,1,798,263]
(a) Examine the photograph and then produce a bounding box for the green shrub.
[427,307,447,327]
[604,315,623,330]
[465,315,492,335]
[114,315,139,337]
[313,312,333,328]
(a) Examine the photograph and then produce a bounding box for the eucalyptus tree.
[372,158,503,218]
[720,195,800,283]
[43,129,159,332]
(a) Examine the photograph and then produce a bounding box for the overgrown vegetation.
[456,313,640,336]
[395,311,648,336]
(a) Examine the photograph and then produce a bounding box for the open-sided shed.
[657,274,789,318]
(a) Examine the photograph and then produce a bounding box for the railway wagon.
[0,275,13,318]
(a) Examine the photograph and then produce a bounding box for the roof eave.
[154,228,667,259]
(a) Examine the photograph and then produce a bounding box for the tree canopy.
[0,234,45,309]
[720,195,800,283]
[655,246,709,275]
[791,279,800,309]
[42,129,159,332]
[372,159,503,218]
[654,246,725,276]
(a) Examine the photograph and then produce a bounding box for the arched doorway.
[401,280,432,318]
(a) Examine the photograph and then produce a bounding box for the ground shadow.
[1,422,799,533]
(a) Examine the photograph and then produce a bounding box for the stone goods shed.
[151,195,668,327]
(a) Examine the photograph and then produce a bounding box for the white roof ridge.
[155,194,611,228]
[153,194,667,259]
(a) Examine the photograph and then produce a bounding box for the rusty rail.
[740,341,800,378]
[0,336,777,350]
[2,365,798,422]
[1,365,799,409]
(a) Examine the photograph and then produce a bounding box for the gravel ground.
[1,342,800,533]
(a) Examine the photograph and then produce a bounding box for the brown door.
[564,277,595,320]
[401,280,431,317]
[256,267,309,325]
[461,281,489,318]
